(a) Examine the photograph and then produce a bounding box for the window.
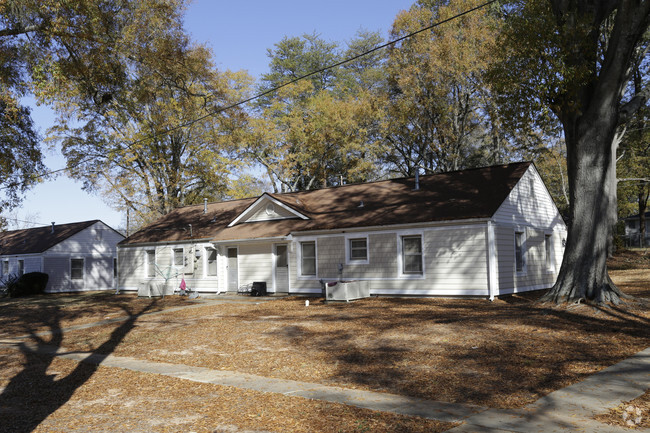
[1,260,7,276]
[71,258,84,280]
[18,259,24,276]
[402,236,423,274]
[146,250,156,278]
[515,231,526,273]
[173,248,184,267]
[301,241,316,276]
[349,238,368,261]
[113,258,118,279]
[545,234,553,271]
[205,247,217,276]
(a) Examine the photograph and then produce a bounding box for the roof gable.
[0,220,105,255]
[492,164,566,229]
[227,194,309,227]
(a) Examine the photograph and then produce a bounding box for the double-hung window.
[71,258,84,280]
[205,247,217,276]
[402,235,423,274]
[146,250,156,278]
[300,241,316,276]
[515,231,526,273]
[349,238,368,262]
[18,259,24,276]
[544,234,553,271]
[173,248,184,267]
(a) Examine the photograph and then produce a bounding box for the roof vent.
[51,222,55,234]
[358,201,364,208]
[413,170,420,191]
[204,198,208,214]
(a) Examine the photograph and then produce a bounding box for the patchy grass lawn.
[0,265,647,433]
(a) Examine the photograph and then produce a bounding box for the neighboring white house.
[117,162,567,299]
[0,220,124,293]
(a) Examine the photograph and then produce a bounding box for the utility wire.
[2,0,498,190]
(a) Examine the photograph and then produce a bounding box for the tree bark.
[540,0,649,305]
[541,112,625,304]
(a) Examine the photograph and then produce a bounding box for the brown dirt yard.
[0,263,648,432]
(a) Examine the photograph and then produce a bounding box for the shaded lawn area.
[0,350,450,433]
[0,291,189,338]
[57,269,649,410]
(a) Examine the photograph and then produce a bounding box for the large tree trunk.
[540,0,650,305]
[541,113,625,304]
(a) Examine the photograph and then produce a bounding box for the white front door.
[274,244,289,293]
[227,247,238,292]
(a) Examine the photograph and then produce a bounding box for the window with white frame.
[402,235,423,274]
[146,250,156,278]
[205,247,217,276]
[348,237,368,262]
[71,258,84,280]
[173,248,184,267]
[545,234,553,271]
[1,260,7,276]
[515,231,526,273]
[18,259,24,276]
[301,241,316,276]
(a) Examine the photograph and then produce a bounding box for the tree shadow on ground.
[249,294,650,408]
[0,299,160,433]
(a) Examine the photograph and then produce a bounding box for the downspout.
[486,220,498,301]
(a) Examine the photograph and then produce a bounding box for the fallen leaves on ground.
[594,389,650,429]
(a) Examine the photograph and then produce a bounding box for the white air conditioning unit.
[325,280,370,302]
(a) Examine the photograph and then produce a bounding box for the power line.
[1,0,498,191]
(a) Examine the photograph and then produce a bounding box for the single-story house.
[623,211,649,247]
[0,220,124,293]
[117,162,567,299]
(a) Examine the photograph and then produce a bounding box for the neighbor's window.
[18,259,24,276]
[173,248,184,267]
[206,247,217,276]
[545,234,553,271]
[402,236,423,274]
[71,258,84,280]
[515,231,526,273]
[349,238,368,261]
[301,241,316,276]
[146,250,156,278]
[1,261,8,276]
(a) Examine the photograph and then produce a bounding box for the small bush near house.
[6,272,49,297]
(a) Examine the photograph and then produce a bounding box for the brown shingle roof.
[0,220,101,255]
[120,162,532,245]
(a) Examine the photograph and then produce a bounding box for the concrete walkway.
[1,297,649,432]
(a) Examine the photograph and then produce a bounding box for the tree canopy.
[491,0,650,304]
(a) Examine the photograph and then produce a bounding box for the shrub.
[6,272,49,297]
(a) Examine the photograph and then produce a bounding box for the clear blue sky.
[11,0,414,232]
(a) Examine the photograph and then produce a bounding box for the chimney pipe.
[204,198,208,214]
[51,222,55,234]
[413,170,420,191]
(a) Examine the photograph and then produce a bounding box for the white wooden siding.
[238,243,273,287]
[118,243,222,293]
[246,201,298,222]
[493,166,565,230]
[43,256,71,292]
[494,225,561,295]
